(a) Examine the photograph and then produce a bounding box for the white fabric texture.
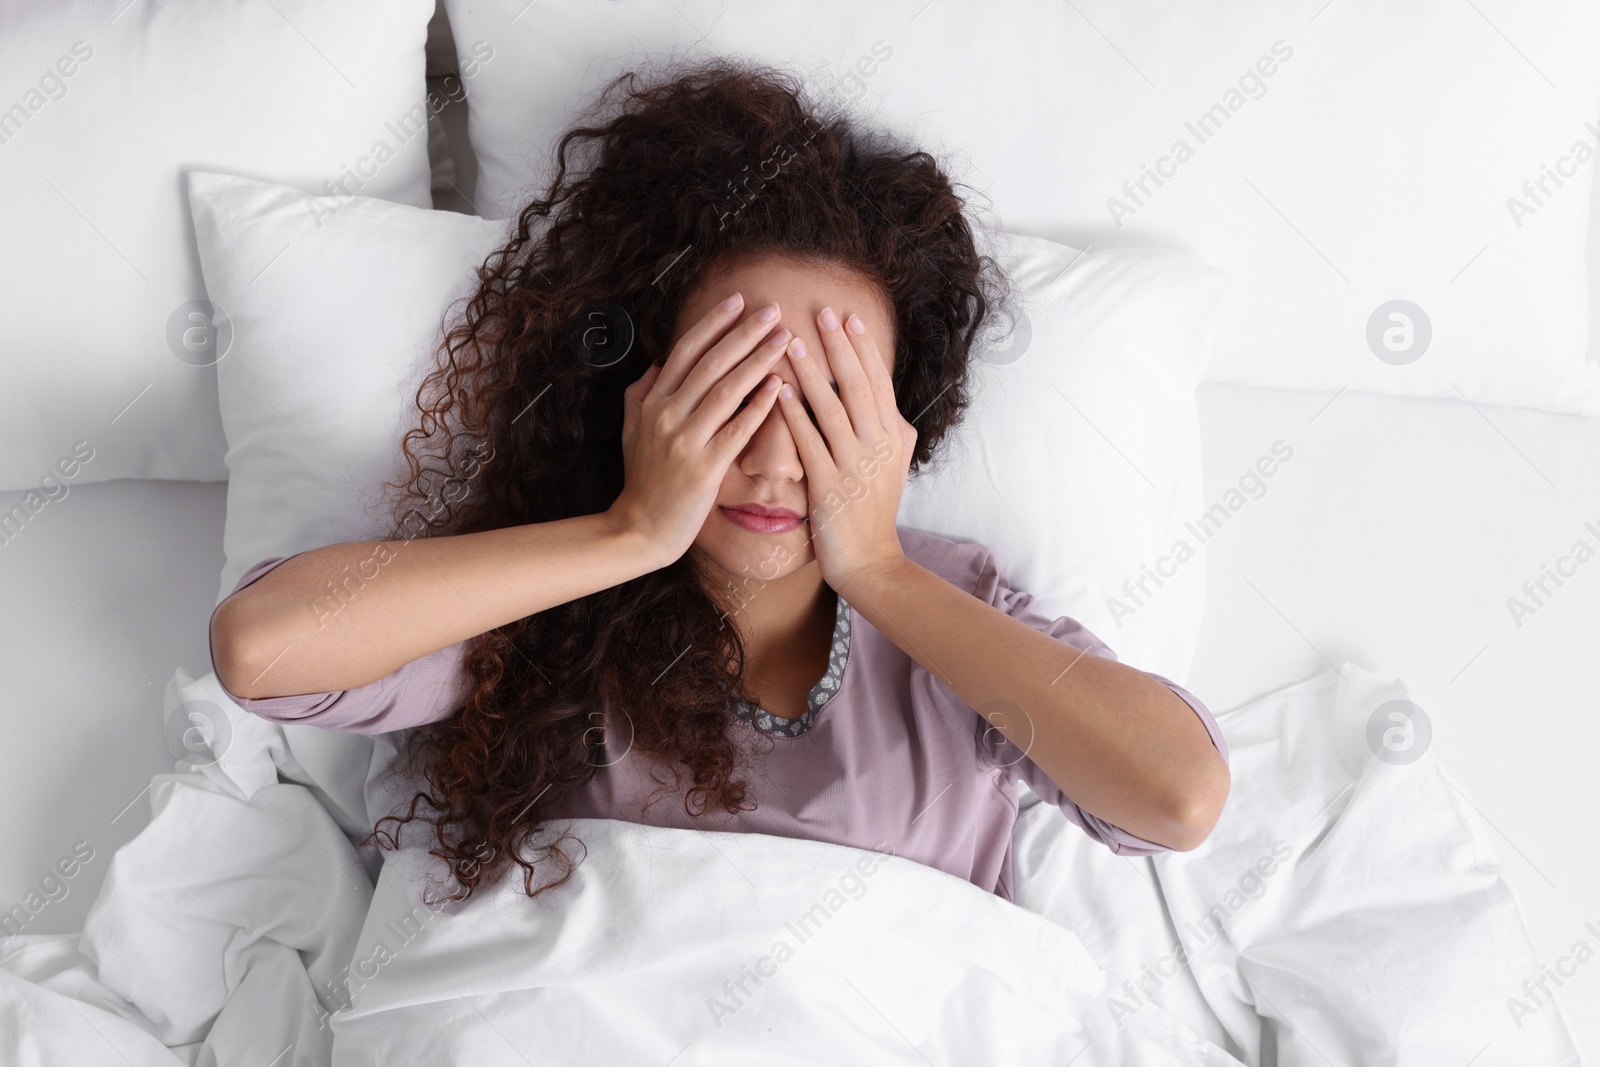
[0,0,437,491]
[327,817,1240,1065]
[185,173,1224,685]
[1013,662,1585,1066]
[0,669,381,1067]
[0,659,1578,1064]
[442,0,1600,415]
[0,666,1246,1067]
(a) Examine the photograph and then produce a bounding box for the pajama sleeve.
[208,554,472,734]
[963,543,1228,857]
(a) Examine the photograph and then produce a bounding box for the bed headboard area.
[1,0,1596,497]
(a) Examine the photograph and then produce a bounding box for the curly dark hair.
[362,56,1007,906]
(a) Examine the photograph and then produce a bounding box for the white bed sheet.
[0,479,226,934]
[1188,381,1600,1055]
[1,388,1595,1057]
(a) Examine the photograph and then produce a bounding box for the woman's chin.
[695,527,814,585]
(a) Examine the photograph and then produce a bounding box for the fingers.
[785,331,854,450]
[654,292,748,397]
[842,312,902,432]
[812,306,880,436]
[775,355,836,478]
[684,324,792,441]
[716,372,783,452]
[670,300,785,409]
[621,361,661,450]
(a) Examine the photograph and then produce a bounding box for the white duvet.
[0,662,1585,1066]
[331,819,1239,1065]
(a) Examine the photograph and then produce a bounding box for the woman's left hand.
[777,308,917,592]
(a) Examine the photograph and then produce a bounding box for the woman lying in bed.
[207,58,1230,907]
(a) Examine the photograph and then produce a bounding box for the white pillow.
[0,0,437,491]
[442,0,1600,415]
[186,172,504,605]
[187,174,1223,688]
[900,234,1226,686]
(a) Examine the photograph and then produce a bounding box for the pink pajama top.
[209,526,1227,902]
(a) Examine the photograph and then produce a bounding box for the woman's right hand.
[610,293,793,566]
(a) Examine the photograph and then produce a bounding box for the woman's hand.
[609,294,794,567]
[777,308,916,591]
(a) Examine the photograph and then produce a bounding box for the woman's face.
[669,252,898,591]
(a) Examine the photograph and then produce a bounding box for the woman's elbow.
[1164,755,1231,852]
[211,596,272,701]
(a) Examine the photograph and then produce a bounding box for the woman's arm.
[213,290,796,704]
[210,510,665,701]
[842,554,1231,852]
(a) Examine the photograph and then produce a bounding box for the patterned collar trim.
[731,592,851,740]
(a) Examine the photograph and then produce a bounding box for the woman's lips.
[720,505,803,534]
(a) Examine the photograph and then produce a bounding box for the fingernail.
[790,338,808,359]
[758,303,780,322]
[780,384,794,399]
[767,328,792,347]
[722,293,743,311]
[846,313,866,335]
[819,307,840,331]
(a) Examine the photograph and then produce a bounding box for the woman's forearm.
[211,509,664,700]
[840,556,1230,851]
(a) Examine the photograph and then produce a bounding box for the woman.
[208,58,1229,907]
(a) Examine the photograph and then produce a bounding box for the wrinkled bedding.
[0,662,1582,1066]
